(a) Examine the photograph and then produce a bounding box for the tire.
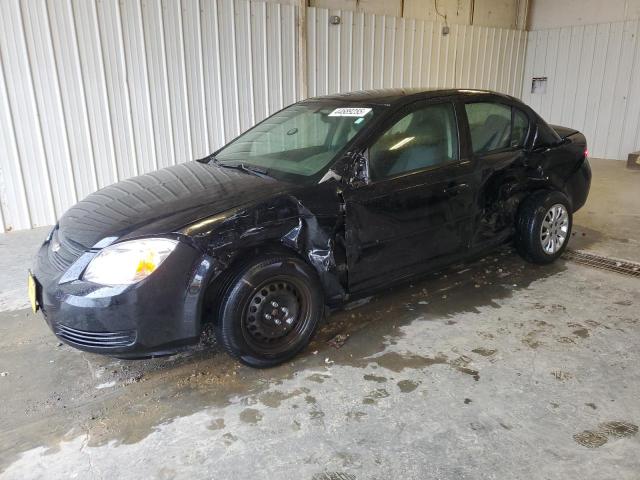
[515,190,572,264]
[215,254,323,368]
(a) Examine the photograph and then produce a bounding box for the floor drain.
[564,250,640,277]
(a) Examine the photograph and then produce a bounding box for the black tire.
[215,254,323,368]
[515,190,572,264]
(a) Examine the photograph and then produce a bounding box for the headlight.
[83,238,178,285]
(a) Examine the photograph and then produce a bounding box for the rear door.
[462,100,532,246]
[343,99,477,293]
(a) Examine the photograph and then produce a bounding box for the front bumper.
[32,239,215,358]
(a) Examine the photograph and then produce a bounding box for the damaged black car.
[30,89,591,367]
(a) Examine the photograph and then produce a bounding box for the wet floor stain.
[259,388,309,408]
[572,328,590,338]
[599,421,638,438]
[345,410,367,421]
[309,406,325,420]
[312,472,356,480]
[397,380,419,393]
[368,352,448,373]
[307,373,331,383]
[557,336,576,344]
[573,421,638,448]
[551,370,573,381]
[614,299,633,306]
[363,373,387,383]
[573,430,608,448]
[358,351,482,382]
[207,418,225,430]
[362,388,390,405]
[239,408,263,425]
[522,331,542,349]
[222,432,237,445]
[451,356,480,381]
[471,348,497,357]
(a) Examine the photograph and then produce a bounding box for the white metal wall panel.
[181,0,208,158]
[74,0,119,188]
[0,1,527,233]
[0,0,57,230]
[307,7,527,99]
[0,0,300,232]
[522,21,640,160]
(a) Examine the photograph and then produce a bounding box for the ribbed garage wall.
[0,0,299,233]
[521,21,640,160]
[307,8,527,98]
[0,1,528,233]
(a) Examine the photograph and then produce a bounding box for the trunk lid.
[550,124,580,140]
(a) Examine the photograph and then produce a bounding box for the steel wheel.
[241,276,312,354]
[540,203,569,254]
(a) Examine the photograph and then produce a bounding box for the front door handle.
[443,183,469,195]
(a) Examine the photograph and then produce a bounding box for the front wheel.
[215,254,323,368]
[516,190,572,264]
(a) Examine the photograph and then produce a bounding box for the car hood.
[57,161,290,249]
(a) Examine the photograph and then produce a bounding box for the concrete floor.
[0,158,638,480]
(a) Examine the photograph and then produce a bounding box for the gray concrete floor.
[0,159,638,480]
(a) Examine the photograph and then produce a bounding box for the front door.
[343,100,476,293]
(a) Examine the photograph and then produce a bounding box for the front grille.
[56,324,136,348]
[48,229,86,272]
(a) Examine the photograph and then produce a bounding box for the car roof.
[303,88,518,107]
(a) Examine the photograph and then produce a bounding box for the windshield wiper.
[233,163,271,178]
[198,153,271,179]
[214,160,271,179]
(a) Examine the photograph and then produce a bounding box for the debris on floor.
[327,333,350,349]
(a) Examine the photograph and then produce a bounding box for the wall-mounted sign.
[532,77,548,94]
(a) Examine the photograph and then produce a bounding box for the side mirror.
[346,151,370,188]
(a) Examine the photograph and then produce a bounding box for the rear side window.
[465,102,529,154]
[369,102,459,180]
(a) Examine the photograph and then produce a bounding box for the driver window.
[369,102,459,181]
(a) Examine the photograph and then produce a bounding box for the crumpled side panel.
[183,182,346,304]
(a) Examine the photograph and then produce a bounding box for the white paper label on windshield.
[328,107,372,117]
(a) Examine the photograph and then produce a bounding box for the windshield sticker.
[329,107,372,117]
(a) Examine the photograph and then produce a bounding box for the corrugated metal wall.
[307,8,527,97]
[0,1,527,233]
[0,0,299,232]
[521,21,640,160]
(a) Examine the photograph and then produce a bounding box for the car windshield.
[213,102,380,182]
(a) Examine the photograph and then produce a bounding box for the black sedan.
[30,89,591,367]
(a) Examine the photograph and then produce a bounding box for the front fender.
[180,184,346,305]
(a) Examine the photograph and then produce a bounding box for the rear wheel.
[516,190,572,264]
[215,254,323,368]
